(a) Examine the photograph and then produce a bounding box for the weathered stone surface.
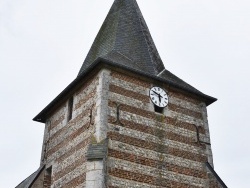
[86,160,105,188]
[40,72,100,187]
[105,70,219,187]
[36,68,223,187]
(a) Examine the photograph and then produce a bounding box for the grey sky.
[1,0,249,187]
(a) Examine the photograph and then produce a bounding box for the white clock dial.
[149,87,168,107]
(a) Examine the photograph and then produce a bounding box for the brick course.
[108,131,207,163]
[108,168,202,188]
[47,121,90,157]
[54,156,86,181]
[111,71,151,88]
[37,68,222,187]
[49,115,65,131]
[108,149,207,179]
[110,139,204,171]
[109,84,149,103]
[105,70,219,187]
[40,73,99,188]
[108,117,206,149]
[62,173,86,188]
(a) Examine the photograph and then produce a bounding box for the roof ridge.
[115,50,133,62]
[132,0,165,74]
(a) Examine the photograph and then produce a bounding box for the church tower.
[16,0,227,187]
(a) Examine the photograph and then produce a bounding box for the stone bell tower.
[16,0,227,187]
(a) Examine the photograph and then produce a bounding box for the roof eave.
[33,58,102,123]
[15,165,45,188]
[206,162,228,188]
[33,58,217,123]
[98,58,217,106]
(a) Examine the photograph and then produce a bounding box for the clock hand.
[152,90,159,95]
[152,90,163,103]
[152,91,162,98]
[151,93,158,96]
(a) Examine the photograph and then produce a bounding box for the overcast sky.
[1,0,249,187]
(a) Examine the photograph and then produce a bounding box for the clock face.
[149,87,168,108]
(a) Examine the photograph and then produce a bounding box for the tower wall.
[38,68,221,188]
[106,70,215,187]
[40,70,102,188]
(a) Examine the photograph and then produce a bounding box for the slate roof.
[206,162,228,188]
[78,0,165,76]
[158,69,206,97]
[15,166,45,188]
[78,0,216,101]
[33,0,217,122]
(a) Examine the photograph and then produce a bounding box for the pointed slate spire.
[33,0,216,124]
[78,0,165,76]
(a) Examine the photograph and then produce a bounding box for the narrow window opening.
[67,97,74,122]
[154,105,164,114]
[44,166,52,188]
